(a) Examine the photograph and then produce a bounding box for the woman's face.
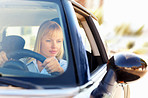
[40,30,63,58]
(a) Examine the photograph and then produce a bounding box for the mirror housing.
[91,53,147,97]
[107,52,147,83]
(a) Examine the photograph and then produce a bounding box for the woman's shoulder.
[59,59,67,63]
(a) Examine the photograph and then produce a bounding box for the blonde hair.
[32,20,64,61]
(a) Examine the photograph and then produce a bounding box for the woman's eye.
[46,40,51,42]
[57,40,62,43]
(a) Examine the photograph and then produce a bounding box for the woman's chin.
[48,55,56,58]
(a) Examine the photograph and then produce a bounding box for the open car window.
[74,6,108,73]
[0,0,68,78]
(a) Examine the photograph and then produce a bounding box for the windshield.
[0,0,68,78]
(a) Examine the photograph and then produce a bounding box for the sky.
[103,0,148,31]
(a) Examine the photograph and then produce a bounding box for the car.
[0,0,147,98]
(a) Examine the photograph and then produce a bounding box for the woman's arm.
[42,57,64,74]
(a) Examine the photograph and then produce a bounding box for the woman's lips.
[49,51,57,54]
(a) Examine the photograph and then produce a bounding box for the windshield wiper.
[0,76,43,89]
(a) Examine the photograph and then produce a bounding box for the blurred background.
[74,0,148,97]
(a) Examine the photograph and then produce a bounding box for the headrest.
[51,18,60,26]
[2,35,25,53]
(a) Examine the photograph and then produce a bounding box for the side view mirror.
[107,52,147,83]
[91,52,147,98]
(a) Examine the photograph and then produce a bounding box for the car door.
[62,1,127,98]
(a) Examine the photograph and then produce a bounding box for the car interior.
[0,1,69,78]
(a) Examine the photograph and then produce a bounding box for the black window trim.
[86,16,108,63]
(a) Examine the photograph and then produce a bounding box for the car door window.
[74,8,108,73]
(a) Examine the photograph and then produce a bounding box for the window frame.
[72,1,108,73]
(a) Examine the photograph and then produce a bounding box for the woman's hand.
[0,51,8,66]
[42,57,64,74]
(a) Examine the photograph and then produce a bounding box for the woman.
[0,20,67,76]
[27,20,67,76]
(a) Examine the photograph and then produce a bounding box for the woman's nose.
[51,41,56,48]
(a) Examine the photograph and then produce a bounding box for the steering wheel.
[3,49,46,71]
[1,35,46,71]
